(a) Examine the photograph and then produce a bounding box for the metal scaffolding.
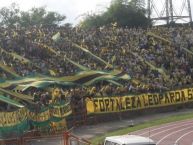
[147,0,192,24]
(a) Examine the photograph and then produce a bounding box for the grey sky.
[0,0,193,25]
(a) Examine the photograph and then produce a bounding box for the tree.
[20,7,66,27]
[43,11,66,26]
[0,3,20,27]
[81,0,151,29]
[64,23,73,29]
[80,14,106,28]
[0,3,66,28]
[19,11,31,27]
[129,0,146,9]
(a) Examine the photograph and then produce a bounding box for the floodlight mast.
[147,0,193,25]
[187,0,192,22]
[169,0,174,22]
[166,0,169,24]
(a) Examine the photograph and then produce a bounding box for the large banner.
[0,108,28,127]
[0,101,72,138]
[86,87,193,114]
[0,70,130,92]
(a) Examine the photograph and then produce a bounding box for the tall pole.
[187,0,192,22]
[169,0,174,22]
[147,0,151,20]
[166,0,169,24]
[149,0,192,24]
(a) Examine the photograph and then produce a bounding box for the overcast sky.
[1,0,193,25]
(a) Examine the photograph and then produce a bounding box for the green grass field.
[91,112,193,145]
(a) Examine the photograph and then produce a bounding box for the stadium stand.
[1,23,193,145]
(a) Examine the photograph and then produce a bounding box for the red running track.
[130,119,193,145]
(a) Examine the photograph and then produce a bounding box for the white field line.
[135,119,193,136]
[150,122,193,137]
[174,130,193,144]
[156,126,193,145]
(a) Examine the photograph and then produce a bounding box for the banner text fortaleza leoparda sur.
[86,88,193,114]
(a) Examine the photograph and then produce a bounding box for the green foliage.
[0,3,20,27]
[0,3,66,27]
[81,14,106,28]
[20,7,66,27]
[81,0,151,29]
[20,11,31,27]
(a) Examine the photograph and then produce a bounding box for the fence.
[0,131,91,145]
[0,138,20,145]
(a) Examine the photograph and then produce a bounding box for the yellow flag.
[112,22,117,28]
[112,55,116,63]
[52,32,61,42]
[49,69,57,76]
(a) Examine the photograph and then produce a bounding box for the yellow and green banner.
[0,101,71,138]
[0,95,24,108]
[86,87,193,114]
[0,70,130,92]
[0,62,20,78]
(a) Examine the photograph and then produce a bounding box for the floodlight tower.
[147,0,192,25]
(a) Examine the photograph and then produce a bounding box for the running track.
[131,119,193,145]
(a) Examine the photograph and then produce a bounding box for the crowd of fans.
[0,24,193,107]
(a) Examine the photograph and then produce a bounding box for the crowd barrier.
[0,131,91,145]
